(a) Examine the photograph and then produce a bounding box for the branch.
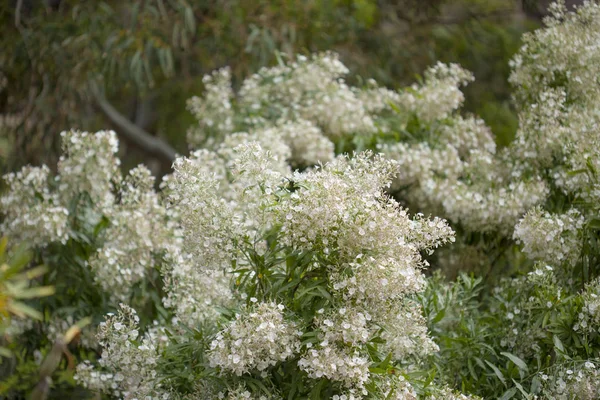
[92,90,177,163]
[15,0,23,28]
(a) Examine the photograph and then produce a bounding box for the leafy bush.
[2,1,600,399]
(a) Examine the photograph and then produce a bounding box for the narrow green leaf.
[499,387,517,400]
[8,301,43,320]
[530,376,542,394]
[183,5,196,32]
[467,358,478,381]
[13,265,48,281]
[0,346,13,358]
[15,286,55,299]
[431,308,446,324]
[0,236,8,258]
[512,379,530,397]
[501,352,529,372]
[484,360,506,385]
[553,335,565,353]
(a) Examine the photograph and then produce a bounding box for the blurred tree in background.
[0,0,576,174]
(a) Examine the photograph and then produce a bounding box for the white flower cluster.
[1,130,174,303]
[510,1,600,108]
[208,302,301,376]
[276,152,453,258]
[298,310,373,390]
[179,381,280,400]
[226,140,290,205]
[218,383,278,400]
[514,207,584,267]
[272,153,453,392]
[162,253,234,325]
[88,166,174,302]
[372,2,600,245]
[160,136,454,396]
[187,67,235,147]
[238,52,376,138]
[160,155,235,324]
[57,130,121,209]
[75,304,169,400]
[186,53,402,169]
[332,256,425,317]
[574,279,600,335]
[189,56,537,239]
[316,308,371,349]
[298,346,371,391]
[380,106,548,234]
[325,378,482,400]
[427,386,482,400]
[163,150,236,268]
[271,119,335,167]
[0,165,69,246]
[509,84,600,204]
[396,62,474,123]
[510,89,569,168]
[536,361,600,400]
[503,1,600,269]
[161,139,290,326]
[429,174,548,235]
[370,375,418,400]
[493,264,559,360]
[358,78,402,114]
[180,3,600,285]
[373,2,600,250]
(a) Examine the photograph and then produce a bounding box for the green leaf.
[467,358,479,381]
[484,360,506,385]
[472,356,487,373]
[499,387,517,400]
[431,308,446,323]
[553,335,565,355]
[8,301,43,320]
[14,286,55,299]
[0,247,31,280]
[310,379,327,399]
[13,265,48,281]
[530,376,542,394]
[315,286,332,301]
[0,236,8,258]
[501,352,529,372]
[512,379,530,397]
[183,5,196,33]
[0,346,13,358]
[588,218,600,230]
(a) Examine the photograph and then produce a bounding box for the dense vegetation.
[1,0,543,172]
[2,0,600,399]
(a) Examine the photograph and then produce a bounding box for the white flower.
[208,302,301,376]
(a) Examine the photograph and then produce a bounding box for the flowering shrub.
[1,130,174,304]
[3,1,600,399]
[0,130,172,397]
[74,140,458,398]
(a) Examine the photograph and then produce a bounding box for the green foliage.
[0,159,168,396]
[421,265,600,399]
[1,0,535,171]
[0,237,54,357]
[431,17,533,145]
[4,1,600,399]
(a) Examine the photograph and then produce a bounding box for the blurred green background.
[1,0,562,175]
